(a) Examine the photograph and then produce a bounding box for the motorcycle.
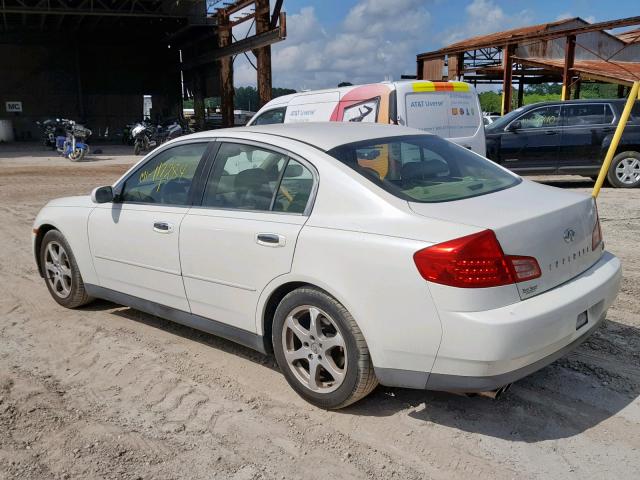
[37,118,91,160]
[36,118,62,150]
[131,122,155,155]
[55,119,92,161]
[131,119,185,155]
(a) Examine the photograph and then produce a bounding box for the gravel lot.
[1,144,639,480]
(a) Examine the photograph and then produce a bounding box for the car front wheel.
[40,230,93,308]
[272,287,378,409]
[607,151,640,188]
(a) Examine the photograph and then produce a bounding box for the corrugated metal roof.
[516,56,640,83]
[446,18,580,50]
[618,28,640,44]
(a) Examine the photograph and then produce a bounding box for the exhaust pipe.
[477,383,512,400]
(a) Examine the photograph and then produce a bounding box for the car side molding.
[84,284,268,354]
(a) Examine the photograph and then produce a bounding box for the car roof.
[183,122,428,151]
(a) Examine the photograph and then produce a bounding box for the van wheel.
[607,151,640,188]
[272,287,378,409]
[40,230,93,308]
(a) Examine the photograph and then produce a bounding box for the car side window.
[518,106,561,129]
[563,104,608,126]
[272,159,314,214]
[120,143,208,205]
[203,143,315,214]
[203,143,288,211]
[252,108,286,125]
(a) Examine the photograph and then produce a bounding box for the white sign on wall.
[5,101,22,113]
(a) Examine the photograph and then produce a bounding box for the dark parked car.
[485,99,640,188]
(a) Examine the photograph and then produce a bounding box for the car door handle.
[256,233,286,247]
[153,221,174,234]
[544,130,557,135]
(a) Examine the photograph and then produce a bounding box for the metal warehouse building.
[0,0,285,140]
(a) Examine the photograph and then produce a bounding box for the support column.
[255,0,272,108]
[561,35,576,101]
[455,52,464,80]
[501,44,514,115]
[573,78,581,99]
[517,74,525,107]
[193,70,206,131]
[218,10,234,127]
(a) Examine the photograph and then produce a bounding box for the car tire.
[40,230,93,309]
[607,151,640,188]
[272,287,378,409]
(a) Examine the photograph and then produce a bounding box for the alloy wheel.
[44,241,73,298]
[281,305,347,393]
[615,157,640,185]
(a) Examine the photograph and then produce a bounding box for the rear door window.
[272,159,315,214]
[562,104,609,126]
[202,143,315,214]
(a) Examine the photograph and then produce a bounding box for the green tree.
[478,91,502,113]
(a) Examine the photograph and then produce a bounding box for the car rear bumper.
[375,251,622,392]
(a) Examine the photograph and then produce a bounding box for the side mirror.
[507,120,521,131]
[91,186,114,204]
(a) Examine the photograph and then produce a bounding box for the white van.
[248,81,486,155]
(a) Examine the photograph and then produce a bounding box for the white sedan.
[33,123,622,408]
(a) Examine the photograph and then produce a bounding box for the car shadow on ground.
[85,299,274,369]
[85,300,639,443]
[344,318,640,443]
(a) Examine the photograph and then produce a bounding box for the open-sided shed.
[416,16,640,114]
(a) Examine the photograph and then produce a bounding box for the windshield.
[326,134,520,203]
[484,106,526,131]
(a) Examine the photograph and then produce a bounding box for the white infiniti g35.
[33,123,622,408]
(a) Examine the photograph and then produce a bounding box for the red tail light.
[592,203,603,251]
[413,230,541,288]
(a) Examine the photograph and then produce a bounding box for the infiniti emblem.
[563,228,576,243]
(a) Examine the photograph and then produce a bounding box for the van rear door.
[395,81,486,156]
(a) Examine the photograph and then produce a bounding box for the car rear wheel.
[40,230,93,308]
[607,151,640,188]
[272,287,378,409]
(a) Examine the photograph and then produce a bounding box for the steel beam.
[182,24,285,69]
[561,35,576,100]
[501,45,514,115]
[218,8,234,127]
[255,0,271,107]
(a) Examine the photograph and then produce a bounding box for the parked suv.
[485,99,640,188]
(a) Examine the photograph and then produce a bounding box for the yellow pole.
[592,81,640,198]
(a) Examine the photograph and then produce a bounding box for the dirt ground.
[0,143,639,480]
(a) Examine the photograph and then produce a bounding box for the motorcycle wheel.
[68,147,87,162]
[134,142,142,155]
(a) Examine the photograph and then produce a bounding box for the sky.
[230,0,638,90]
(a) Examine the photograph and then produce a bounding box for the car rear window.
[326,134,520,203]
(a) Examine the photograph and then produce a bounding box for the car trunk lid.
[408,180,602,299]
